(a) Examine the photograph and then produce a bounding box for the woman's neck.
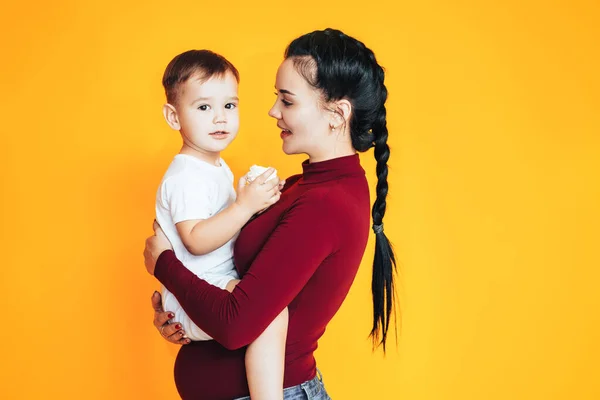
[308,141,356,163]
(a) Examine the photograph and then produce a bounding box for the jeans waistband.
[293,369,323,398]
[233,369,325,400]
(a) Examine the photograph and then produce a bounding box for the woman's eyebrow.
[275,87,296,96]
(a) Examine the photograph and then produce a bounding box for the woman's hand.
[144,220,173,276]
[151,291,190,345]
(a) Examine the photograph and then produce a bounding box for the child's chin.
[211,142,232,152]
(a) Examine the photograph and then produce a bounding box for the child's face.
[173,72,239,155]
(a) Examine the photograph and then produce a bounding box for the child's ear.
[162,103,181,130]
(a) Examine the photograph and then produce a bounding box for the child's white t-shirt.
[155,153,240,340]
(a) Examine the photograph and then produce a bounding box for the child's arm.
[175,202,255,255]
[177,168,280,256]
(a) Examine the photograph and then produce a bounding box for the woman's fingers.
[152,292,173,327]
[151,291,190,345]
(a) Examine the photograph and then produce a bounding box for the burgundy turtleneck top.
[155,154,370,399]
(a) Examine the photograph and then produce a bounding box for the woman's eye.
[274,91,291,106]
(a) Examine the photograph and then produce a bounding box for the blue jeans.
[234,369,332,400]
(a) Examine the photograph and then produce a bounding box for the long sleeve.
[155,191,340,350]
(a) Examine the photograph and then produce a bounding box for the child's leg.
[226,280,288,400]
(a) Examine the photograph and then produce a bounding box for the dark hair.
[285,28,397,351]
[162,49,240,105]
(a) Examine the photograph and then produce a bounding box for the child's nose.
[213,109,227,124]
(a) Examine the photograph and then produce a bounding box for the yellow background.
[1,0,599,399]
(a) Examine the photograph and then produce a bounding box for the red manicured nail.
[168,313,175,319]
[175,324,182,330]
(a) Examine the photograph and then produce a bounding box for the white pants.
[161,270,238,341]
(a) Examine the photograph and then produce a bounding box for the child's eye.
[198,104,210,111]
[225,103,237,109]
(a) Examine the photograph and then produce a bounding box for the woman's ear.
[330,99,352,131]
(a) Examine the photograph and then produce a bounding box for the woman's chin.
[282,144,296,155]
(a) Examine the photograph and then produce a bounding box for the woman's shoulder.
[289,184,369,246]
[281,174,302,192]
[295,181,367,216]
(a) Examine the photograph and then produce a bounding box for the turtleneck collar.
[299,154,365,185]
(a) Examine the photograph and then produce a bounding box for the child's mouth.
[209,131,230,139]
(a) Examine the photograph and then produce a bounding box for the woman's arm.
[152,192,338,350]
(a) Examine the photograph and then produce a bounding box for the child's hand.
[236,167,281,215]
